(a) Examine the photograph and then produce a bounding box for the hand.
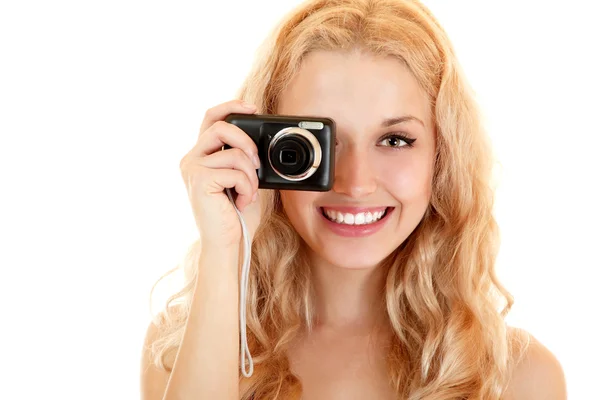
[179,100,264,250]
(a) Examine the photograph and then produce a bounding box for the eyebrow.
[381,115,425,128]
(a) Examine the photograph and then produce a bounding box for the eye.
[378,133,416,149]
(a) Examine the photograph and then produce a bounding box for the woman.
[141,0,567,398]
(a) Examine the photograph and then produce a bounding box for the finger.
[192,120,261,166]
[202,168,255,211]
[199,148,259,194]
[199,99,257,134]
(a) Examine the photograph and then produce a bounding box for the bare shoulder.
[504,327,567,400]
[140,305,187,400]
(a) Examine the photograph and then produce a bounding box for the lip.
[317,207,394,238]
[320,206,388,214]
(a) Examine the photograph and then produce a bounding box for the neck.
[308,252,389,335]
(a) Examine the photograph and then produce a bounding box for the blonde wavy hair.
[148,0,530,398]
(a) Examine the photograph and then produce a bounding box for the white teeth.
[323,208,387,225]
[344,213,355,224]
[354,213,365,224]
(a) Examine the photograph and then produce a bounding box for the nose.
[331,146,378,198]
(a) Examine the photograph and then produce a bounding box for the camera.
[224,113,336,191]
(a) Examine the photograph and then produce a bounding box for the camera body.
[225,113,336,191]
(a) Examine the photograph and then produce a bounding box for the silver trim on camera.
[298,121,324,130]
[268,127,322,181]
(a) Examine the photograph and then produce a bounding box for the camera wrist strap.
[225,187,254,378]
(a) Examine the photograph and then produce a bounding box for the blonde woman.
[141,0,567,399]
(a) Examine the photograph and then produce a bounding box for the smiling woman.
[278,50,435,272]
[141,1,566,399]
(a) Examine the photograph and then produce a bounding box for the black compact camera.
[224,114,336,191]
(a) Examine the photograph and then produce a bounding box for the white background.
[1,1,598,398]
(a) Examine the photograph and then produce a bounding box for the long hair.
[148,0,530,398]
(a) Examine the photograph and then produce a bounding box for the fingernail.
[252,192,258,202]
[252,154,260,168]
[242,101,256,110]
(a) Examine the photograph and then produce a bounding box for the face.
[277,50,436,270]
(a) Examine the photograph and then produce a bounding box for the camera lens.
[268,127,322,181]
[270,136,312,175]
[280,149,297,165]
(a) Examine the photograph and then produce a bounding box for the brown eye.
[378,133,416,149]
[386,137,402,147]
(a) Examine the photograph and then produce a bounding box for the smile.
[321,207,390,225]
[317,207,395,238]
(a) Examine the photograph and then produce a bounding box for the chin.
[316,246,392,270]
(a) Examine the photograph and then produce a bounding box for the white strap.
[225,187,254,377]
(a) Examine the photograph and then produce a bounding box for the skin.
[278,49,436,334]
[278,49,436,398]
[276,49,567,399]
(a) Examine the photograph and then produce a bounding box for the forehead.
[277,50,432,132]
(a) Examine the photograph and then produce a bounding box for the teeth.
[355,213,365,224]
[323,208,387,225]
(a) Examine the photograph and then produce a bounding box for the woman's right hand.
[179,99,264,251]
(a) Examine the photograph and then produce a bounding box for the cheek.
[281,191,318,222]
[377,156,433,200]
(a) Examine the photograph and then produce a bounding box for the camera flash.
[298,121,324,130]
